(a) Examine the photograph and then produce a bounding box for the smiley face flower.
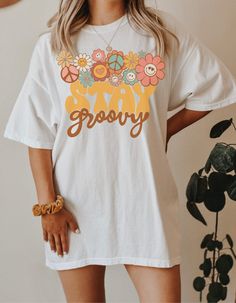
[91,61,110,81]
[123,69,138,86]
[136,53,165,86]
[73,53,93,72]
[92,49,106,62]
[108,73,123,86]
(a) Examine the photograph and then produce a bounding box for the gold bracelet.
[32,194,64,216]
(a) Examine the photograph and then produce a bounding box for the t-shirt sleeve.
[3,35,58,149]
[167,14,236,112]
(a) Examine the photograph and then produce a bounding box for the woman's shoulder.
[28,31,56,74]
[31,31,59,66]
[157,9,199,55]
[34,31,52,51]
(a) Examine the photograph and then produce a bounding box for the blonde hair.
[45,0,179,59]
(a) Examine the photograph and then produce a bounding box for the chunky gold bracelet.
[32,194,64,216]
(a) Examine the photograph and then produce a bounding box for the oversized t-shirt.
[3,10,236,270]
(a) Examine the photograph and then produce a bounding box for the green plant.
[186,118,236,302]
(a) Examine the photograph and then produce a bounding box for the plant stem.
[231,120,236,131]
[212,212,219,283]
[230,247,236,260]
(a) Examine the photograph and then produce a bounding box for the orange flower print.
[91,61,110,81]
[106,50,126,75]
[136,53,165,86]
[57,50,73,68]
[92,49,106,62]
[124,51,139,69]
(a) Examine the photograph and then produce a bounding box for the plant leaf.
[203,189,226,212]
[200,233,214,248]
[226,175,236,201]
[204,156,212,173]
[198,167,205,176]
[210,118,232,138]
[193,277,206,291]
[226,234,233,248]
[186,201,207,225]
[209,143,236,173]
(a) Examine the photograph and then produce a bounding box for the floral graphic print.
[79,71,94,88]
[92,49,106,62]
[61,65,79,83]
[56,48,165,138]
[124,51,139,69]
[57,50,73,68]
[106,50,126,75]
[136,53,165,86]
[108,73,123,86]
[91,61,110,81]
[123,69,138,86]
[57,49,165,88]
[73,53,93,72]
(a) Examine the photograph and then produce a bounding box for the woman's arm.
[28,148,80,256]
[28,148,56,203]
[166,108,212,152]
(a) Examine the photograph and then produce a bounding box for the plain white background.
[1,0,236,302]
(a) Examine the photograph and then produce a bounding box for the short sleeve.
[167,13,236,112]
[3,35,58,149]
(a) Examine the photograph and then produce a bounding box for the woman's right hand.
[41,207,80,257]
[28,147,80,256]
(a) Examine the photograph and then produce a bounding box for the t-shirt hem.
[45,256,181,271]
[184,95,236,111]
[3,131,54,149]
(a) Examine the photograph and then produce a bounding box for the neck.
[87,0,126,25]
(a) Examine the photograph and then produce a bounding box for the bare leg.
[57,265,106,303]
[124,264,181,303]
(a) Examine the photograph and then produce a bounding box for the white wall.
[1,0,236,302]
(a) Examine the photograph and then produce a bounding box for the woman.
[4,0,236,302]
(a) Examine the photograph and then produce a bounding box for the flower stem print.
[186,118,236,302]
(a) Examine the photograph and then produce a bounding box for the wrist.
[36,192,57,205]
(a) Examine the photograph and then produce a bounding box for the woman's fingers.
[67,214,80,233]
[42,209,80,256]
[60,227,69,255]
[47,229,68,256]
[43,229,48,242]
[54,233,63,256]
[48,233,56,252]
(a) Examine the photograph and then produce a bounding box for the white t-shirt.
[3,10,236,270]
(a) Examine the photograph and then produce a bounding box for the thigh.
[124,264,181,303]
[57,265,106,303]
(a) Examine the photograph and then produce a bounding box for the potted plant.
[186,118,236,302]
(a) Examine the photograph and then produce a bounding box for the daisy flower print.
[73,53,93,72]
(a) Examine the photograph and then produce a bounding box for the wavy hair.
[45,0,179,58]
